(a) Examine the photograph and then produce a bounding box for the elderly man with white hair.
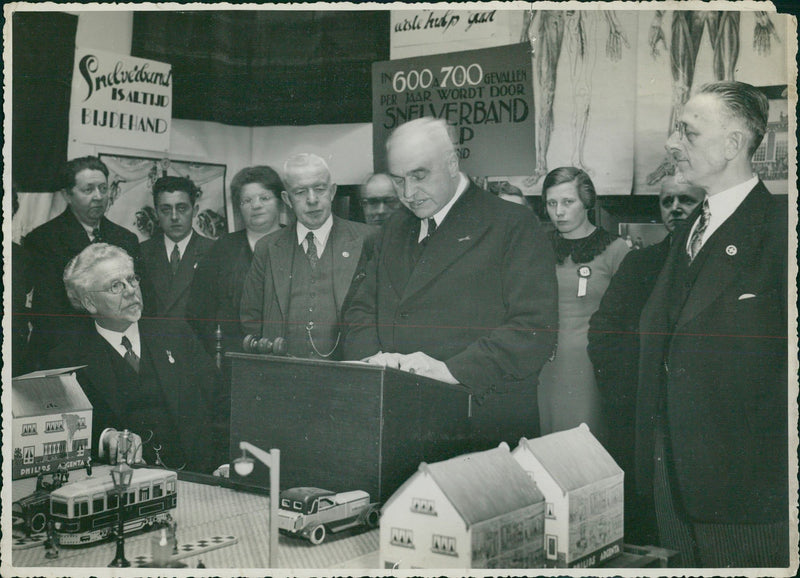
[240,153,376,359]
[47,243,226,472]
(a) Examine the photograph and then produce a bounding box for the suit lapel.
[384,213,421,298]
[269,228,295,317]
[62,209,93,256]
[82,330,128,418]
[675,183,771,329]
[401,186,489,302]
[330,218,364,310]
[146,234,173,311]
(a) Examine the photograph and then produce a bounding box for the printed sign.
[70,47,172,151]
[372,43,535,176]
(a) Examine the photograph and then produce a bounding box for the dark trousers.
[653,422,789,568]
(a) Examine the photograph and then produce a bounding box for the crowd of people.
[11,80,788,567]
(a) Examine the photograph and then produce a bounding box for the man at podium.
[343,117,558,451]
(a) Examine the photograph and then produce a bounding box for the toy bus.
[49,467,177,545]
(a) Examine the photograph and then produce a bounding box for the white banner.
[69,47,172,152]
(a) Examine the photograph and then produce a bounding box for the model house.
[512,423,624,568]
[380,442,546,569]
[12,367,93,480]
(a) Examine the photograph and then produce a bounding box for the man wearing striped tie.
[47,243,226,473]
[636,81,789,567]
[23,156,140,365]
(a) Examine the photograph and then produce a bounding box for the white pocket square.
[738,293,756,300]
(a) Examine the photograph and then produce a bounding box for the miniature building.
[512,423,624,568]
[380,442,546,569]
[12,367,93,480]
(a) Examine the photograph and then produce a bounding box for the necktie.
[121,335,140,373]
[91,227,102,243]
[687,200,710,261]
[420,218,437,245]
[305,231,319,270]
[170,243,181,275]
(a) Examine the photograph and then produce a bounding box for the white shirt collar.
[419,173,469,241]
[296,215,334,255]
[164,230,193,260]
[95,321,141,359]
[687,175,758,250]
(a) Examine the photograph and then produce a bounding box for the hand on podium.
[362,351,459,384]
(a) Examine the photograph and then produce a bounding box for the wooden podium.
[228,353,473,502]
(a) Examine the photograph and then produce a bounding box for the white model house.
[12,367,93,480]
[512,423,624,568]
[380,442,546,569]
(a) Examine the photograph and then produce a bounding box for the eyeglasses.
[360,197,401,209]
[240,194,276,208]
[90,274,141,295]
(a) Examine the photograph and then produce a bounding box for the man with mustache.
[587,174,704,544]
[636,81,788,566]
[23,156,141,366]
[47,243,226,472]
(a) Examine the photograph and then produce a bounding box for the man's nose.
[665,130,681,152]
[171,207,179,220]
[306,190,319,204]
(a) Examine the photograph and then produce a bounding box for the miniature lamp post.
[108,462,133,567]
[233,442,280,568]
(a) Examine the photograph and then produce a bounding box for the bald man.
[343,117,557,452]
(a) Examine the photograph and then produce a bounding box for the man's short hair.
[360,173,394,196]
[542,166,597,210]
[283,153,331,186]
[698,81,769,157]
[230,165,284,208]
[61,156,109,191]
[63,243,134,310]
[386,117,456,159]
[152,175,200,206]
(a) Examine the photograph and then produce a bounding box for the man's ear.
[192,204,199,219]
[725,130,747,160]
[329,183,337,200]
[61,188,72,205]
[281,190,292,208]
[81,293,98,315]
[447,151,459,177]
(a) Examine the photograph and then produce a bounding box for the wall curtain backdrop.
[131,10,389,126]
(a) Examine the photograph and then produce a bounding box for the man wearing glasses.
[240,153,376,359]
[47,243,226,472]
[23,156,141,367]
[139,176,215,320]
[359,173,403,226]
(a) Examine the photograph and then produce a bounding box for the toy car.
[277,487,380,545]
[12,468,71,534]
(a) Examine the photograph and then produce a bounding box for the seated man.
[358,172,402,226]
[24,156,141,361]
[140,176,215,320]
[47,243,226,472]
[240,153,376,359]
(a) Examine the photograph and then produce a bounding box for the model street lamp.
[108,462,133,567]
[233,442,280,568]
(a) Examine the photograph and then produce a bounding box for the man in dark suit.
[24,156,140,362]
[636,81,788,567]
[47,243,225,473]
[240,153,375,359]
[140,176,215,320]
[342,117,558,451]
[587,175,704,545]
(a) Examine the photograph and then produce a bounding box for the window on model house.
[390,527,414,548]
[411,497,436,515]
[431,534,457,556]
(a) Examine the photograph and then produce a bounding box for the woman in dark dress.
[186,166,285,355]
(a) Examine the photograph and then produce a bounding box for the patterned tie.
[170,243,181,275]
[91,227,103,243]
[305,231,319,271]
[687,199,711,261]
[121,335,140,373]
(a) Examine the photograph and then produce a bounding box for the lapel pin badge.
[725,245,737,256]
[458,236,471,242]
[166,350,175,364]
[342,251,350,258]
[193,262,198,269]
[577,266,592,298]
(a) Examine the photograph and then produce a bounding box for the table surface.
[11,466,671,571]
[12,465,379,570]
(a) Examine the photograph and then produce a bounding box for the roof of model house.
[517,424,623,493]
[386,442,545,528]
